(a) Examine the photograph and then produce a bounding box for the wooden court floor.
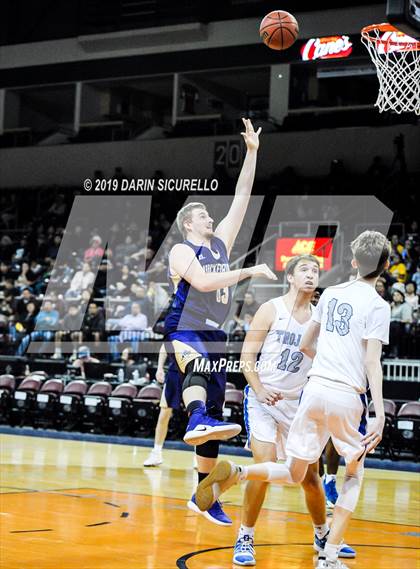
[0,434,419,569]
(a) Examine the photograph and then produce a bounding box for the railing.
[383,359,420,383]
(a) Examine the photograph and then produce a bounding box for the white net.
[361,26,420,115]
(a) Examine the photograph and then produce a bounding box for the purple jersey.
[165,237,231,332]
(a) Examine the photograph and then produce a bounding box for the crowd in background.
[0,164,419,362]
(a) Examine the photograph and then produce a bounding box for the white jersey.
[257,296,313,399]
[309,279,390,393]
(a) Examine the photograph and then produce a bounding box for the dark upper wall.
[1,1,384,46]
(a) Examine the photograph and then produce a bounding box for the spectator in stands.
[34,300,60,330]
[82,302,105,344]
[54,304,83,358]
[389,289,413,358]
[13,237,29,261]
[2,279,19,302]
[228,291,259,340]
[119,347,149,384]
[0,262,12,284]
[390,234,403,257]
[15,262,32,290]
[130,284,154,321]
[15,301,38,336]
[0,297,14,319]
[47,235,62,259]
[311,289,321,306]
[84,236,105,262]
[115,236,137,260]
[66,262,95,298]
[375,278,392,301]
[389,253,407,283]
[412,264,420,290]
[230,312,253,341]
[16,300,59,355]
[109,264,136,297]
[401,239,415,273]
[405,282,419,311]
[108,302,148,360]
[234,290,260,324]
[72,345,100,379]
[15,288,37,320]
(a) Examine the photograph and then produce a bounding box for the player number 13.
[326,297,353,336]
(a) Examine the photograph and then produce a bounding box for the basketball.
[259,10,299,50]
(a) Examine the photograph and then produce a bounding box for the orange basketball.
[259,10,299,51]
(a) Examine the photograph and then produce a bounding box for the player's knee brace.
[182,359,210,392]
[336,466,364,512]
[195,440,220,459]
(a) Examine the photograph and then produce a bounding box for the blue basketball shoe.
[187,494,232,526]
[314,531,356,559]
[183,403,241,446]
[323,475,339,508]
[233,534,256,566]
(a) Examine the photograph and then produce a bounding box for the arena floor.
[0,433,419,568]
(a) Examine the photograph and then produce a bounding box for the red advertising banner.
[300,35,353,61]
[275,238,334,271]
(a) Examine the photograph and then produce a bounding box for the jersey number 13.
[326,298,353,336]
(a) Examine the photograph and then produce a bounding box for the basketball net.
[361,23,420,115]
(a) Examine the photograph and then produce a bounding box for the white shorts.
[244,385,300,460]
[285,379,368,464]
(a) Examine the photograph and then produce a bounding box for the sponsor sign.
[301,35,353,60]
[275,237,333,271]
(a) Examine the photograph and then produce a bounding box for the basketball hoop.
[361,23,420,114]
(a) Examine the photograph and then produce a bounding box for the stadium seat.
[132,384,162,436]
[0,375,16,424]
[106,383,138,435]
[82,381,113,433]
[11,376,43,427]
[58,380,88,431]
[33,379,64,428]
[394,401,420,459]
[223,389,244,445]
[368,398,396,459]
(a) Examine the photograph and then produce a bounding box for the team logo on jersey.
[276,330,302,347]
[210,248,221,260]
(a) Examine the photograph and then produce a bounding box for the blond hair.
[350,230,391,278]
[176,202,206,238]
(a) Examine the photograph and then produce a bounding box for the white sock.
[153,444,162,452]
[325,474,336,484]
[238,465,248,481]
[239,524,255,539]
[324,542,340,561]
[314,523,329,539]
